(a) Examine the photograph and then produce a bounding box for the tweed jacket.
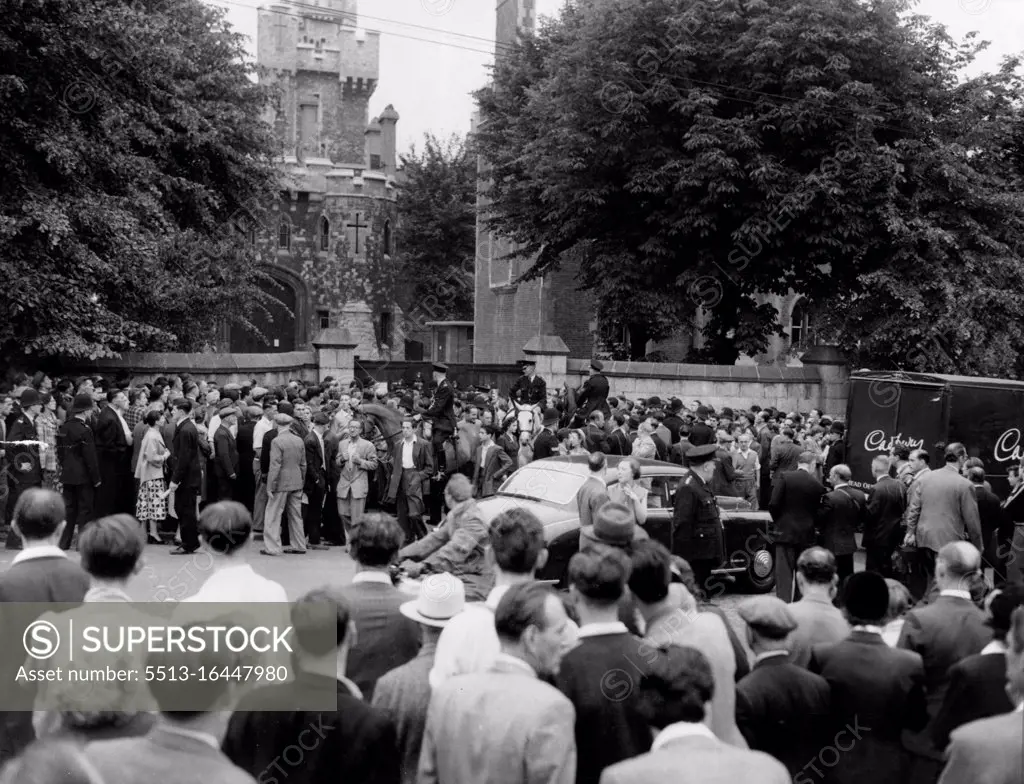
[372,642,437,784]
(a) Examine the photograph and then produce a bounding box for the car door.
[645,475,676,552]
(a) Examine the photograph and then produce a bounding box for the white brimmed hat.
[399,573,466,628]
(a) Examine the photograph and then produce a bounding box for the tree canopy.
[474,0,1024,375]
[394,133,476,326]
[0,0,281,364]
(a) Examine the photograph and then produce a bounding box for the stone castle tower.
[229,0,401,359]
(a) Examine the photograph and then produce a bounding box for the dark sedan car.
[475,455,776,593]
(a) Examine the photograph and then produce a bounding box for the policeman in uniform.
[419,362,456,452]
[575,359,611,422]
[672,443,726,595]
[510,358,547,407]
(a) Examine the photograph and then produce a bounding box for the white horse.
[503,399,543,440]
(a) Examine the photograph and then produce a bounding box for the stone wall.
[66,352,320,387]
[552,353,849,419]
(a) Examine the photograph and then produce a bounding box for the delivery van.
[844,370,1024,496]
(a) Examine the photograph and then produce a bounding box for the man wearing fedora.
[56,393,101,550]
[574,359,611,422]
[374,573,466,784]
[531,408,562,462]
[510,358,547,408]
[5,389,45,550]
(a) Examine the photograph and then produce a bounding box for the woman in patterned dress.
[35,393,61,493]
[134,410,169,543]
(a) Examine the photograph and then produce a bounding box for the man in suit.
[786,547,850,668]
[939,604,1024,784]
[903,443,982,594]
[301,411,333,551]
[768,452,826,602]
[87,633,257,784]
[576,451,610,530]
[575,360,610,421]
[818,464,865,583]
[809,571,929,784]
[387,418,434,544]
[510,358,547,408]
[335,418,378,547]
[212,406,239,501]
[607,411,632,457]
[235,406,260,513]
[967,466,1006,583]
[734,596,831,778]
[373,574,466,784]
[5,389,45,550]
[339,514,421,700]
[672,444,725,594]
[93,388,133,518]
[224,590,400,784]
[661,399,685,445]
[823,421,847,475]
[599,646,788,784]
[865,454,907,576]
[898,542,992,780]
[769,428,803,484]
[263,413,306,556]
[473,424,513,499]
[419,581,576,784]
[931,584,1024,750]
[557,550,651,784]
[531,407,561,461]
[168,399,203,555]
[584,410,611,454]
[56,393,102,550]
[687,406,715,447]
[0,488,91,765]
[420,362,456,459]
[1004,464,1024,584]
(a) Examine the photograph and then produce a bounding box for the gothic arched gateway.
[229,267,308,353]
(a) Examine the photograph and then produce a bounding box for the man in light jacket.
[263,414,306,556]
[335,418,379,547]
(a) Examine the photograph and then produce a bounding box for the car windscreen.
[499,466,587,506]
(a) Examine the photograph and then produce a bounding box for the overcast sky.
[208,0,1023,155]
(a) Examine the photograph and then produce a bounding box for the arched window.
[383,219,392,255]
[318,215,330,251]
[277,216,291,250]
[789,297,814,348]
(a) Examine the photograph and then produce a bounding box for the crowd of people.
[2,359,1024,784]
[0,488,1022,784]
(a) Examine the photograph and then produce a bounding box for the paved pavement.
[0,543,867,636]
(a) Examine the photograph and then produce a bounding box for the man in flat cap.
[735,596,831,778]
[574,359,610,423]
[671,443,725,593]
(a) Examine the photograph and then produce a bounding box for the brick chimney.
[378,104,399,176]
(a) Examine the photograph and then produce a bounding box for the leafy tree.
[0,0,281,364]
[474,0,1024,373]
[394,133,476,324]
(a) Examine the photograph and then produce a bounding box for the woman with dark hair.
[670,555,751,682]
[35,393,60,493]
[135,409,169,543]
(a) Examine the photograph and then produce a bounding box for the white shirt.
[314,430,325,465]
[980,640,1008,655]
[114,408,133,446]
[401,438,415,469]
[183,562,288,603]
[940,589,972,601]
[851,624,884,635]
[577,621,629,639]
[651,721,716,751]
[352,571,392,586]
[753,650,790,666]
[253,417,273,452]
[12,545,67,565]
[207,414,221,448]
